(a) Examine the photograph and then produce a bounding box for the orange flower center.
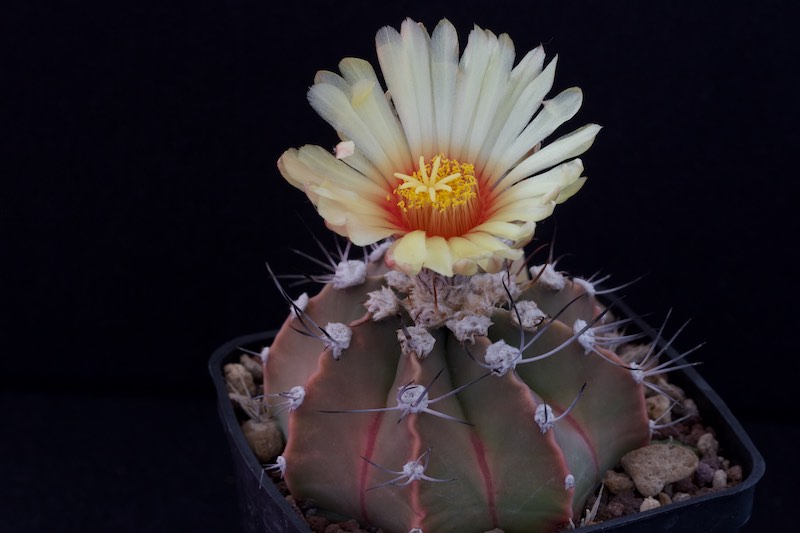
[389,154,482,238]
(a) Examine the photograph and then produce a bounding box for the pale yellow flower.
[278,18,599,276]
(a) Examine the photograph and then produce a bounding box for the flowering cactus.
[259,18,671,533]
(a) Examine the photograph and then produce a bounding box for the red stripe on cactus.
[470,432,499,528]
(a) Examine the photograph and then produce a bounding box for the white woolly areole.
[511,300,547,329]
[409,529,423,533]
[334,140,355,159]
[397,384,429,412]
[286,385,306,410]
[484,340,521,376]
[274,455,287,477]
[411,301,452,328]
[573,319,595,354]
[446,314,493,343]
[469,272,520,307]
[368,240,393,262]
[534,403,556,433]
[402,459,427,481]
[384,270,415,293]
[398,326,436,359]
[290,292,309,317]
[530,264,567,291]
[572,277,596,297]
[333,260,367,289]
[323,322,352,359]
[629,362,645,383]
[565,474,575,490]
[365,286,399,321]
[266,455,287,478]
[258,346,270,363]
[463,292,494,316]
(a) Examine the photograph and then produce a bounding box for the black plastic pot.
[211,304,764,533]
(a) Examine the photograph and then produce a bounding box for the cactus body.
[265,258,651,532]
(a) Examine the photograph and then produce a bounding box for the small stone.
[334,519,361,532]
[307,515,329,533]
[701,454,721,470]
[676,398,698,417]
[697,433,719,457]
[657,492,672,506]
[603,470,634,494]
[242,419,284,463]
[325,518,361,533]
[609,489,642,516]
[640,497,661,512]
[685,424,707,446]
[603,501,625,519]
[727,465,743,483]
[224,363,256,395]
[673,476,696,493]
[694,461,715,486]
[646,376,685,401]
[621,443,699,497]
[672,492,692,503]
[712,469,728,490]
[239,354,264,381]
[646,395,672,423]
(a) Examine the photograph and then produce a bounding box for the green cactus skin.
[264,252,651,533]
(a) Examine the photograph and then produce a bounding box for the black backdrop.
[3,1,796,531]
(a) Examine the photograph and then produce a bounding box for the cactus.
[252,17,690,533]
[262,251,659,533]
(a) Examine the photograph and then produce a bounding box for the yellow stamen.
[393,155,476,212]
[390,154,481,238]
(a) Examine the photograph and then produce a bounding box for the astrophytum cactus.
[257,17,671,533]
[264,252,664,532]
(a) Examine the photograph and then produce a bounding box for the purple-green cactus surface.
[261,249,656,533]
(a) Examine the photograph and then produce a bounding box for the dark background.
[2,0,796,531]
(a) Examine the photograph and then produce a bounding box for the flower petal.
[376,19,435,160]
[500,123,601,188]
[449,27,494,161]
[490,200,556,225]
[309,184,389,219]
[430,19,459,156]
[341,216,398,246]
[314,189,399,245]
[554,176,587,204]
[463,32,515,165]
[507,45,547,105]
[447,236,492,275]
[490,87,586,189]
[464,232,521,259]
[387,230,428,274]
[422,236,453,276]
[471,220,536,244]
[337,144,386,185]
[477,52,552,177]
[490,159,584,211]
[278,145,387,200]
[308,83,397,182]
[337,57,413,172]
